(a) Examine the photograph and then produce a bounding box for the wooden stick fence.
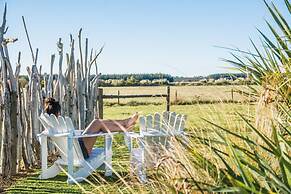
[97,86,170,119]
[0,5,103,177]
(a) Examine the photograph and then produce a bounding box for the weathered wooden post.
[47,55,55,98]
[117,90,120,105]
[30,63,41,164]
[0,4,19,176]
[22,15,41,167]
[57,38,64,111]
[98,88,103,119]
[231,88,234,102]
[174,90,178,105]
[166,86,170,111]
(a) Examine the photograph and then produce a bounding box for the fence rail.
[103,94,168,99]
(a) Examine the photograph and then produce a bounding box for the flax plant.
[225,0,290,135]
[145,1,291,193]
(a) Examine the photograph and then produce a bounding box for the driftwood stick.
[30,64,40,164]
[57,38,64,107]
[15,55,24,172]
[76,60,84,129]
[90,48,93,63]
[84,38,88,77]
[0,4,13,176]
[66,53,69,66]
[17,51,21,64]
[1,5,6,34]
[17,86,26,171]
[16,74,23,173]
[34,48,38,65]
[15,52,21,77]
[69,38,75,75]
[78,29,84,80]
[24,85,33,166]
[47,54,55,97]
[3,43,17,91]
[21,15,41,166]
[64,53,70,76]
[84,38,89,124]
[38,65,43,110]
[90,45,104,67]
[39,65,42,78]
[26,66,31,79]
[0,4,20,176]
[69,37,77,124]
[22,16,35,63]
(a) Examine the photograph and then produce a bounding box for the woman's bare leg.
[83,113,138,134]
[82,113,138,153]
[82,119,126,154]
[82,119,128,134]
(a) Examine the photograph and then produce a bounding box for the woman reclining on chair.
[44,97,138,159]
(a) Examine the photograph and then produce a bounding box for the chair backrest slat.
[161,111,170,130]
[39,114,53,131]
[58,116,67,133]
[39,113,85,165]
[146,115,153,129]
[139,116,146,134]
[174,114,181,131]
[140,111,187,169]
[65,116,75,132]
[49,114,59,130]
[168,112,176,131]
[153,113,161,130]
[179,115,187,131]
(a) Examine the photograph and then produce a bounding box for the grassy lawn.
[6,102,255,193]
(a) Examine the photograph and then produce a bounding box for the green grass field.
[6,86,256,193]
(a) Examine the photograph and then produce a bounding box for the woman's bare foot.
[126,112,139,129]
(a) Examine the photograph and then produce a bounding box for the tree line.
[18,73,248,87]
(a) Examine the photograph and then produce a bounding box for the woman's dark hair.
[44,97,61,116]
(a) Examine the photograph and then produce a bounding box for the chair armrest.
[72,132,118,138]
[37,131,71,138]
[38,129,84,137]
[125,132,143,139]
[74,130,84,135]
[53,133,71,137]
[124,132,143,151]
[37,130,48,137]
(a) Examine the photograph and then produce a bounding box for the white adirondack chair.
[38,113,115,184]
[125,111,187,183]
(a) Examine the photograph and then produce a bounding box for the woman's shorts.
[78,138,89,159]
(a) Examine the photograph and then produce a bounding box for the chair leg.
[67,154,105,184]
[104,135,113,176]
[137,162,147,183]
[39,163,61,179]
[130,150,147,183]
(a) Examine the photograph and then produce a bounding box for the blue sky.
[1,0,287,76]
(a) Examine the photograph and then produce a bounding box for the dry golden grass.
[7,102,256,193]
